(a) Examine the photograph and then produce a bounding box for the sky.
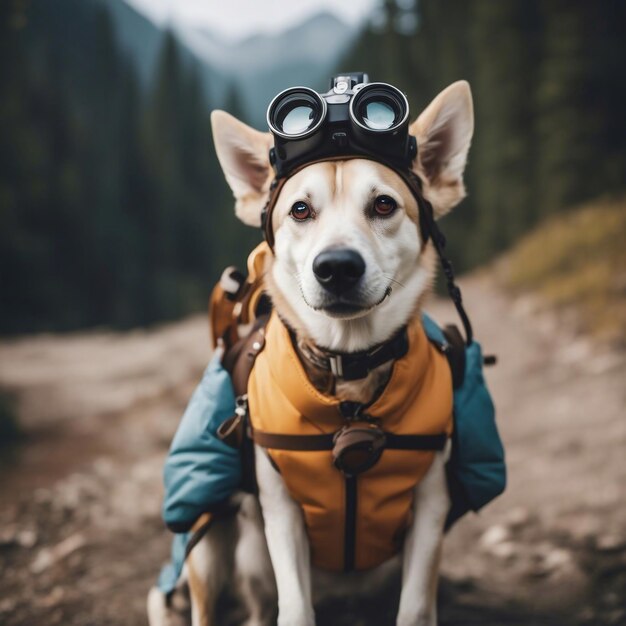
[124,0,379,40]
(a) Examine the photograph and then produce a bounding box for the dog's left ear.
[211,110,273,227]
[410,80,474,217]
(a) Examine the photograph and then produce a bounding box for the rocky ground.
[0,274,624,626]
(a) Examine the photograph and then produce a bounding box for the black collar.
[293,327,410,382]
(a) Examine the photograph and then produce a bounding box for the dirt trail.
[0,275,624,626]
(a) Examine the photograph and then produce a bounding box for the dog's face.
[267,159,433,351]
[212,81,474,351]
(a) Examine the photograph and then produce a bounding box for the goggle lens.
[279,104,317,135]
[268,87,326,139]
[360,100,397,130]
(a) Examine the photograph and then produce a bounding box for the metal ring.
[266,86,328,140]
[348,82,410,134]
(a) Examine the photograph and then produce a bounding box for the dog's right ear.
[211,110,273,227]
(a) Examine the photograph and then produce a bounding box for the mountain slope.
[111,2,358,126]
[499,196,626,344]
[175,12,358,126]
[94,0,229,105]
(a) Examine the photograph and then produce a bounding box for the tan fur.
[210,110,274,227]
[409,81,474,218]
[187,554,211,626]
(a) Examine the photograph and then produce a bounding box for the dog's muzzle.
[312,248,366,295]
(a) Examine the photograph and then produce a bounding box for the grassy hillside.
[499,196,626,345]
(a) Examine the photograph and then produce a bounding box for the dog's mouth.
[304,286,392,319]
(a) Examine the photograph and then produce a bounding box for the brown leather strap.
[183,500,241,560]
[386,433,447,450]
[216,413,245,449]
[190,512,213,533]
[222,314,269,396]
[442,324,466,390]
[184,517,213,560]
[252,429,447,451]
[219,316,271,496]
[253,430,335,451]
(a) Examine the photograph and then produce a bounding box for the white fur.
[148,81,474,626]
[255,445,314,626]
[396,441,452,626]
[254,443,452,626]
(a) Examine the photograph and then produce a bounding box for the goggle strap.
[415,191,474,346]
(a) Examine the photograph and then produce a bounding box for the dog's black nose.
[313,248,366,295]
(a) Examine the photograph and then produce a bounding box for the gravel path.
[0,275,624,626]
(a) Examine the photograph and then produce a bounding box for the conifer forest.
[1,0,625,333]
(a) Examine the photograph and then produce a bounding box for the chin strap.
[404,171,474,346]
[427,213,474,346]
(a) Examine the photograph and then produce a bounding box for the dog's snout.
[312,248,365,294]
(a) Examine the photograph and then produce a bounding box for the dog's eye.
[290,201,313,221]
[373,195,398,217]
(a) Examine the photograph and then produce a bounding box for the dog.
[148,80,474,626]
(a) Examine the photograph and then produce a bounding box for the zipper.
[339,400,360,572]
[344,475,357,571]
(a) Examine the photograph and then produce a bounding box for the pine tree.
[534,1,603,215]
[467,0,541,261]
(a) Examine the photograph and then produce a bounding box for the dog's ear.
[410,81,474,217]
[211,110,273,227]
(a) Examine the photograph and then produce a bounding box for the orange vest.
[247,312,453,572]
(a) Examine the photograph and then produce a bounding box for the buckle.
[332,423,387,476]
[328,354,344,377]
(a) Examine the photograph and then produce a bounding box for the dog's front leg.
[255,444,315,626]
[396,445,451,626]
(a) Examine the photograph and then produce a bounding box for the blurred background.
[0,1,624,625]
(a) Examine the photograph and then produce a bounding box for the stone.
[480,524,509,550]
[31,533,86,574]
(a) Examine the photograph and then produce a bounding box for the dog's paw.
[396,610,437,626]
[147,587,173,626]
[277,608,315,626]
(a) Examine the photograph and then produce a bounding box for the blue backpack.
[420,315,506,528]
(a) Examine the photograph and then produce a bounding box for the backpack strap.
[208,243,273,351]
[222,315,269,397]
[252,430,447,452]
[217,314,271,495]
[441,324,467,391]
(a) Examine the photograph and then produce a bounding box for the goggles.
[266,73,417,178]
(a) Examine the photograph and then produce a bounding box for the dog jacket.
[247,312,453,571]
[157,244,506,590]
